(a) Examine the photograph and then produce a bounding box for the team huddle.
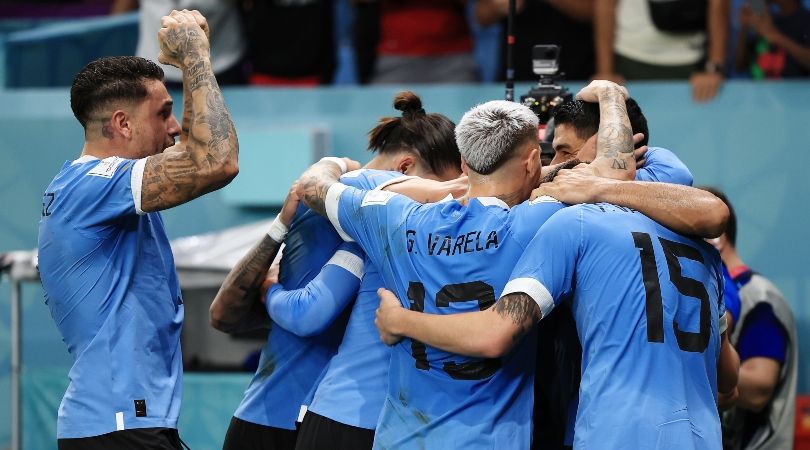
[37,10,740,450]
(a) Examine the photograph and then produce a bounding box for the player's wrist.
[590,177,621,203]
[267,216,289,243]
[319,157,348,174]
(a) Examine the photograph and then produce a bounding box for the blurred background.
[0,0,809,449]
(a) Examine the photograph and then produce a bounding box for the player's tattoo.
[596,88,634,170]
[493,293,542,343]
[141,23,238,213]
[210,235,281,333]
[100,119,114,139]
[297,161,343,216]
[230,235,282,300]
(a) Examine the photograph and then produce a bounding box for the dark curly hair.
[551,98,649,148]
[70,56,164,129]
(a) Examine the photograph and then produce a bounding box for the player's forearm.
[390,308,511,358]
[267,265,361,337]
[706,0,730,65]
[210,235,282,333]
[718,332,740,395]
[592,181,729,237]
[295,160,344,216]
[384,177,468,203]
[591,87,635,179]
[183,52,239,186]
[594,0,617,73]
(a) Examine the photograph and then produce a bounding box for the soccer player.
[375,191,738,448]
[210,92,463,450]
[294,80,730,449]
[549,97,694,186]
[38,11,238,450]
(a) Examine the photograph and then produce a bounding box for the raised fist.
[157,9,210,68]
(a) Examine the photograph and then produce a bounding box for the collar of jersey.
[71,155,99,165]
[476,197,509,209]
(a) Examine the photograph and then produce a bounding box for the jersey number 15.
[633,232,712,353]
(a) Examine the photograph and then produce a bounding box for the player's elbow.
[478,331,516,359]
[209,304,234,333]
[699,196,730,238]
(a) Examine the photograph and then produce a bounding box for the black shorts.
[58,427,184,450]
[222,416,298,450]
[295,411,374,450]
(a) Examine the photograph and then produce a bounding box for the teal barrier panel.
[4,13,137,88]
[21,368,251,450]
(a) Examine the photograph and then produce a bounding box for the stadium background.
[0,3,809,449]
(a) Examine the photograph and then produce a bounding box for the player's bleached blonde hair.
[454,100,539,175]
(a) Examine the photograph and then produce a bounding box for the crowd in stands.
[1,0,809,94]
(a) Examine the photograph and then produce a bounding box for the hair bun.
[393,91,425,118]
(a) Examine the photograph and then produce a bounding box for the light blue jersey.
[307,259,388,429]
[637,146,693,186]
[504,204,724,450]
[234,169,405,429]
[326,184,564,450]
[38,155,183,438]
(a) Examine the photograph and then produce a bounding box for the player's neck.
[465,175,527,207]
[81,137,128,160]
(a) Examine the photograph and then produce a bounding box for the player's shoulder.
[340,168,405,190]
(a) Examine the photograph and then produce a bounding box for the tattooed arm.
[576,80,636,181]
[294,157,359,216]
[209,189,300,333]
[374,289,541,358]
[140,10,239,213]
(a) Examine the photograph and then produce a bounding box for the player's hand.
[342,157,362,173]
[690,71,723,103]
[532,164,619,204]
[158,10,210,68]
[375,288,405,345]
[576,80,629,103]
[278,186,300,228]
[259,264,280,304]
[633,138,648,169]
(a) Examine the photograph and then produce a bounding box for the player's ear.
[525,147,541,176]
[396,154,416,175]
[111,109,132,140]
[460,158,469,176]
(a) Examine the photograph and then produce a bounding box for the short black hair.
[551,98,649,148]
[70,56,164,129]
[698,186,737,246]
[367,91,461,176]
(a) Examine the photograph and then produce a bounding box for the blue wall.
[1,81,809,448]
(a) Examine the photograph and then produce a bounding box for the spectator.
[701,187,798,450]
[112,0,247,88]
[476,0,595,81]
[364,0,479,84]
[593,0,730,102]
[734,0,810,78]
[242,0,336,86]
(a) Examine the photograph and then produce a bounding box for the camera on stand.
[519,45,572,165]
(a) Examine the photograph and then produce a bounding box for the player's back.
[235,169,405,429]
[335,194,563,449]
[566,204,723,449]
